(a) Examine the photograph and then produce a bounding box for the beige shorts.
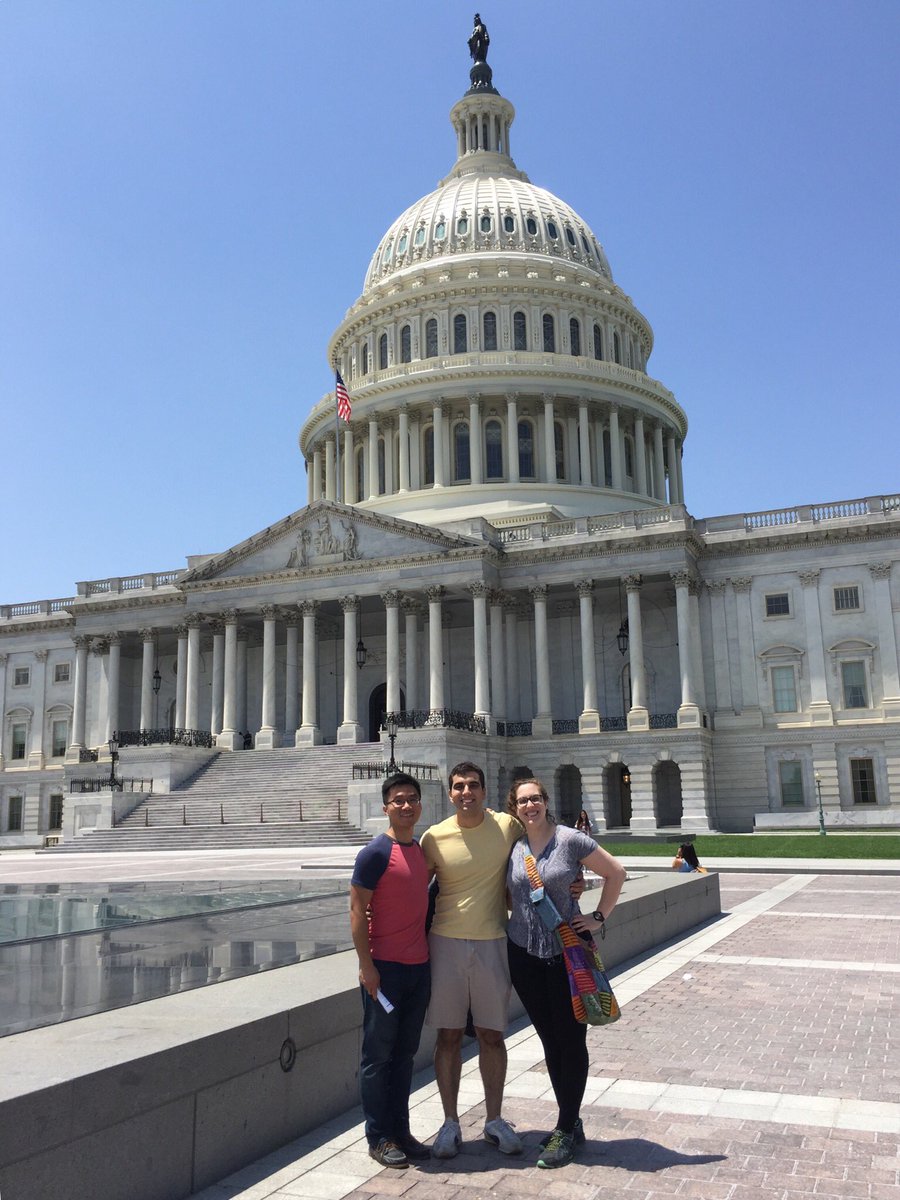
[425,933,511,1032]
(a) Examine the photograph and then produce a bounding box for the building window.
[546,220,559,240]
[778,761,805,806]
[850,758,877,804]
[454,422,471,482]
[11,723,27,761]
[503,214,515,233]
[398,233,408,254]
[423,427,435,486]
[378,333,388,370]
[51,719,68,758]
[400,325,411,363]
[456,216,469,235]
[613,331,622,363]
[771,666,798,713]
[414,226,425,246]
[479,213,492,233]
[355,446,365,503]
[841,661,868,708]
[602,429,612,487]
[54,663,71,684]
[565,226,576,247]
[435,220,446,240]
[542,313,556,352]
[14,667,30,687]
[593,324,603,360]
[49,794,64,830]
[554,421,566,480]
[7,796,23,833]
[485,420,503,479]
[526,216,538,236]
[765,593,791,617]
[834,585,860,612]
[425,318,438,358]
[361,342,369,375]
[569,317,581,357]
[518,420,535,478]
[513,310,527,350]
[453,313,467,354]
[483,311,498,351]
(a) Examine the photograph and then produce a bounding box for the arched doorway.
[368,684,405,743]
[604,763,632,829]
[654,761,683,827]
[556,765,582,825]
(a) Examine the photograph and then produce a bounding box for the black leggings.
[507,937,588,1132]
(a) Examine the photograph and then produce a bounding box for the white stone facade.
[3,60,898,847]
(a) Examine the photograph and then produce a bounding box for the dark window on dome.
[513,310,527,350]
[435,221,446,239]
[415,227,425,246]
[423,427,435,486]
[454,422,471,481]
[518,420,535,478]
[581,234,590,254]
[565,226,576,246]
[546,220,559,240]
[398,234,408,254]
[457,217,469,235]
[503,214,515,233]
[480,214,492,233]
[485,420,503,479]
[453,314,467,354]
[362,342,369,374]
[400,325,411,364]
[593,324,603,360]
[526,216,537,236]
[483,311,498,351]
[554,420,566,480]
[378,333,389,370]
[613,331,621,364]
[569,318,581,357]
[383,240,393,263]
[425,318,438,359]
[543,314,556,353]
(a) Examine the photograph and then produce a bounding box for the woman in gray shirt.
[506,778,625,1168]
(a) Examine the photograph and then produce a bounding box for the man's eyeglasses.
[386,796,421,807]
[515,794,545,807]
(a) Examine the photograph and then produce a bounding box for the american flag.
[335,370,351,422]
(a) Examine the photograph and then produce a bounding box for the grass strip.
[597,833,900,859]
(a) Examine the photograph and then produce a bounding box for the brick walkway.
[196,871,900,1200]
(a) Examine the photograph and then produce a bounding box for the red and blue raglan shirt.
[351,833,429,964]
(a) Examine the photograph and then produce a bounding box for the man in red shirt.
[350,772,431,1169]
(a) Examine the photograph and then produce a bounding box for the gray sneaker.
[431,1118,462,1159]
[483,1116,523,1155]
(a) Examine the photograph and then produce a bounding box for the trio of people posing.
[350,762,626,1172]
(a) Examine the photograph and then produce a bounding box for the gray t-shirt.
[506,825,597,958]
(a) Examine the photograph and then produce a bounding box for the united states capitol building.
[3,41,898,849]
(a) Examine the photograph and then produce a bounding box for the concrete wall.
[0,872,719,1200]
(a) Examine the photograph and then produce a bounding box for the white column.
[338,596,363,743]
[140,629,156,733]
[674,438,685,504]
[217,611,242,750]
[625,575,649,729]
[671,571,701,727]
[28,650,49,767]
[368,418,379,500]
[634,415,647,497]
[67,635,90,760]
[402,599,419,713]
[426,585,445,712]
[708,581,733,712]
[797,570,833,723]
[530,584,552,736]
[577,580,600,732]
[609,406,623,490]
[489,590,507,723]
[311,447,322,501]
[432,401,446,487]
[297,601,321,745]
[184,616,201,733]
[667,433,678,503]
[324,436,335,501]
[469,394,483,485]
[653,425,666,501]
[398,408,410,492]
[730,577,763,718]
[384,591,401,714]
[255,606,282,748]
[870,563,900,716]
[284,617,299,736]
[543,394,556,483]
[504,598,520,721]
[506,393,519,483]
[470,584,490,720]
[174,626,188,729]
[578,401,592,486]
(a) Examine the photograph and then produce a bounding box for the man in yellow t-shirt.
[419,761,523,1159]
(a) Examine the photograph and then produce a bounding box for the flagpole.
[333,360,343,504]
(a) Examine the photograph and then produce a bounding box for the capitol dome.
[300,51,687,530]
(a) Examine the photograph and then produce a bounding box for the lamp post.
[386,713,399,773]
[814,771,827,836]
[107,736,122,792]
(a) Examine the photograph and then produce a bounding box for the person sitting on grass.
[671,842,706,873]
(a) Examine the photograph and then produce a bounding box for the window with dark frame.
[765,593,790,617]
[850,758,877,804]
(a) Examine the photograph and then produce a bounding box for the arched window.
[480,214,492,233]
[378,438,386,494]
[518,419,535,478]
[423,426,435,486]
[554,421,566,480]
[361,342,369,375]
[425,318,438,359]
[483,311,498,351]
[569,317,581,357]
[456,216,469,235]
[378,333,388,370]
[513,310,527,350]
[547,220,559,240]
[485,419,503,479]
[453,313,467,354]
[503,214,515,233]
[613,331,621,364]
[542,313,556,353]
[400,324,411,363]
[565,226,576,247]
[592,324,603,360]
[355,446,365,503]
[414,226,425,246]
[454,422,471,481]
[526,216,538,236]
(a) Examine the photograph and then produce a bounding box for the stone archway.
[556,764,582,825]
[367,683,405,743]
[654,760,683,827]
[604,763,632,829]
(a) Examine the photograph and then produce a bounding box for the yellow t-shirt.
[420,809,522,940]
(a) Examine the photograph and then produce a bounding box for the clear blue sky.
[3,0,898,604]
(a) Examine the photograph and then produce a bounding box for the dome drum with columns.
[3,24,899,848]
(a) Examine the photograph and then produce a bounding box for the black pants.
[507,937,588,1132]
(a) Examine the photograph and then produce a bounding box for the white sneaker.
[431,1118,461,1159]
[483,1116,523,1155]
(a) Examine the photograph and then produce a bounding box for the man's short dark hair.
[447,761,485,790]
[382,772,422,803]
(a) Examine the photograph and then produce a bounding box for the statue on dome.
[468,13,489,63]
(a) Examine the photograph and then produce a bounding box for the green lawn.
[597,833,900,860]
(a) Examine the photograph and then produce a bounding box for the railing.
[385,709,487,734]
[497,721,533,737]
[70,778,153,794]
[134,798,333,825]
[551,719,579,734]
[115,729,216,749]
[79,748,99,763]
[352,761,440,781]
[600,716,627,731]
[649,712,678,729]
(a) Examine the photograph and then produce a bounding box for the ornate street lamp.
[814,771,827,836]
[386,713,399,773]
[107,736,122,791]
